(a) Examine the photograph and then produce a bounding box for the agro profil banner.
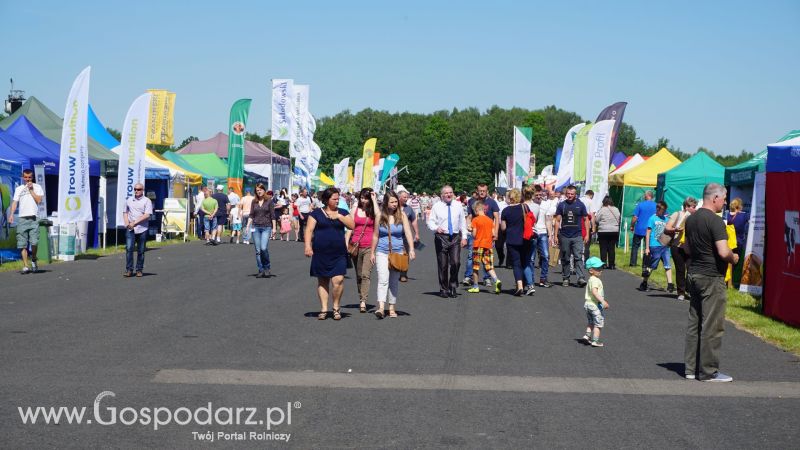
[271,79,293,141]
[227,99,252,196]
[58,66,93,222]
[146,89,176,146]
[584,119,615,212]
[116,93,151,227]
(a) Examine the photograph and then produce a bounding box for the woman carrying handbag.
[371,191,416,319]
[349,188,379,313]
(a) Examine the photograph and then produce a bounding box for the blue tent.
[3,116,101,175]
[0,129,60,174]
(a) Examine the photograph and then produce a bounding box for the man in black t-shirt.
[683,183,739,382]
[554,185,590,287]
[212,185,231,244]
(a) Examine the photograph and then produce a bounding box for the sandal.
[333,309,342,321]
[388,311,398,318]
[317,312,327,320]
[359,302,367,313]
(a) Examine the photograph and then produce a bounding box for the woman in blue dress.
[304,187,355,320]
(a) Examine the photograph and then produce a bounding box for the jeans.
[203,216,218,234]
[195,215,204,238]
[527,234,550,282]
[684,274,727,380]
[630,234,645,266]
[125,230,146,272]
[559,234,586,281]
[376,252,400,304]
[298,214,309,242]
[464,234,490,280]
[252,227,272,271]
[242,214,251,241]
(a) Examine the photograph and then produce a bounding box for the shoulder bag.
[386,221,409,272]
[349,207,368,257]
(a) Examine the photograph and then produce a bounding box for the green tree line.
[108,105,756,193]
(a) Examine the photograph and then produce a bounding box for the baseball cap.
[216,184,224,191]
[585,257,605,270]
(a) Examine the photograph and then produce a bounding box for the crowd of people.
[6,166,740,382]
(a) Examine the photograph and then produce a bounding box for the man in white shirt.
[426,185,468,298]
[8,169,44,274]
[532,189,557,287]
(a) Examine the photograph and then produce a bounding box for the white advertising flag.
[271,79,293,141]
[58,66,93,222]
[584,119,615,212]
[334,157,350,191]
[513,126,532,185]
[555,122,586,190]
[353,158,364,192]
[116,93,152,227]
[289,84,309,158]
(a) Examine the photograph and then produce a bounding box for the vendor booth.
[656,151,725,212]
[764,136,800,326]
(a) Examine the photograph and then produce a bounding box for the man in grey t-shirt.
[124,183,153,277]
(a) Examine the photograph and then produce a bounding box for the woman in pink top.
[350,188,379,313]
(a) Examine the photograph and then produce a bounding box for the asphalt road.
[1,232,798,449]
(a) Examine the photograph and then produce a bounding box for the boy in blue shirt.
[638,201,674,292]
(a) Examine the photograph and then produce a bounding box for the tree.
[177,136,199,149]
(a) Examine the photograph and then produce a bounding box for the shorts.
[585,303,605,328]
[215,215,228,226]
[232,223,242,231]
[472,247,494,272]
[648,246,671,270]
[203,216,218,231]
[16,217,40,248]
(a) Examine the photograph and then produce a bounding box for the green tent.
[162,151,220,180]
[656,151,725,212]
[0,96,118,161]
[725,130,800,186]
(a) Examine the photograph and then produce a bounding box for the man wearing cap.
[212,185,231,244]
[123,183,153,277]
[8,169,44,274]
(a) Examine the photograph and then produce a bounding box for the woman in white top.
[664,196,698,301]
[593,196,622,269]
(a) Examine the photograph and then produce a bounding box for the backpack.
[522,204,536,241]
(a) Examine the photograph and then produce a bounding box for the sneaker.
[637,281,649,292]
[243,240,250,245]
[513,288,523,297]
[591,340,604,347]
[685,374,696,380]
[265,270,272,278]
[123,271,133,278]
[667,283,675,293]
[562,279,570,287]
[677,295,686,302]
[703,372,733,382]
[229,237,234,244]
[205,240,212,245]
[21,266,31,275]
[467,286,480,293]
[524,285,536,296]
[30,260,38,273]
[538,281,552,288]
[484,278,494,288]
[494,279,502,294]
[136,271,143,278]
[211,240,219,246]
[577,279,587,288]
[462,277,473,286]
[582,334,591,343]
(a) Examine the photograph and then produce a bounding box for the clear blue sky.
[4,0,798,155]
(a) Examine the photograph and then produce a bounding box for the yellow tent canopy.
[609,148,681,187]
[146,150,203,186]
